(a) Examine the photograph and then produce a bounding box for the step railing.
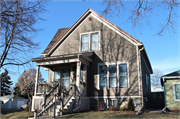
[43,81,60,109]
[35,94,57,119]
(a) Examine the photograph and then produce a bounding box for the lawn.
[0,110,180,118]
[1,111,33,119]
[57,111,180,118]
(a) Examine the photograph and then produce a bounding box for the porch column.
[34,65,40,96]
[83,65,87,95]
[76,61,81,92]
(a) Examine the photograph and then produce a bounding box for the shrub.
[119,108,128,111]
[127,98,135,111]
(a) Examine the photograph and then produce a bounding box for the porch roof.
[31,52,93,66]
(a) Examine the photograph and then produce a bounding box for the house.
[0,94,28,109]
[31,8,153,117]
[161,70,180,110]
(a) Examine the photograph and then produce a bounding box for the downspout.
[162,77,167,113]
[73,55,81,112]
[136,46,144,115]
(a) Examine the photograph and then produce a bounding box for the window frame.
[108,99,118,108]
[173,83,180,101]
[98,64,107,89]
[98,62,129,90]
[80,31,100,52]
[119,64,128,88]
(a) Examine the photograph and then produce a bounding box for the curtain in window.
[54,69,61,82]
[109,65,117,87]
[91,33,99,51]
[119,64,127,87]
[62,68,70,88]
[175,84,180,99]
[81,34,89,52]
[99,65,107,88]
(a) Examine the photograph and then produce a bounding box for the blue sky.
[6,1,179,85]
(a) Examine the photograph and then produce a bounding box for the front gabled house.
[31,8,153,117]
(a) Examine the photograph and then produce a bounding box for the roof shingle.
[41,28,69,54]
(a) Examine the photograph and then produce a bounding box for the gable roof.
[162,70,180,77]
[42,28,69,54]
[41,8,143,56]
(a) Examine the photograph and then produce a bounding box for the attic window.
[80,31,100,52]
[89,17,92,21]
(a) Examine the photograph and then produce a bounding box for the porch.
[31,52,93,117]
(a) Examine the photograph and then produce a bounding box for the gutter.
[136,46,144,115]
[136,106,143,115]
[162,106,166,113]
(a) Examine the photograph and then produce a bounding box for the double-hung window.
[99,65,107,88]
[173,83,180,101]
[91,33,99,51]
[119,64,127,87]
[81,31,100,52]
[109,65,117,87]
[99,63,128,89]
[81,34,89,52]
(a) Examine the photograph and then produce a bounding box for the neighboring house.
[161,70,180,110]
[31,8,153,117]
[151,85,164,92]
[0,95,28,109]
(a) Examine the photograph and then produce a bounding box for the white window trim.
[79,31,100,52]
[173,83,180,101]
[107,99,118,108]
[97,61,129,90]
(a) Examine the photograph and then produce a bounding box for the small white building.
[151,85,164,92]
[0,95,28,109]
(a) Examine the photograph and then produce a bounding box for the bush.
[127,98,135,111]
[119,108,128,111]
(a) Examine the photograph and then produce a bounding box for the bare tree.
[0,0,46,69]
[84,0,180,36]
[16,68,44,111]
[151,69,163,86]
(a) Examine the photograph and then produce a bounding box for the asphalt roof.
[162,70,180,77]
[42,28,70,54]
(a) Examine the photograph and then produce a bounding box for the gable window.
[119,64,127,87]
[80,31,100,52]
[99,65,107,88]
[81,34,89,52]
[173,83,180,101]
[91,33,99,51]
[109,65,117,87]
